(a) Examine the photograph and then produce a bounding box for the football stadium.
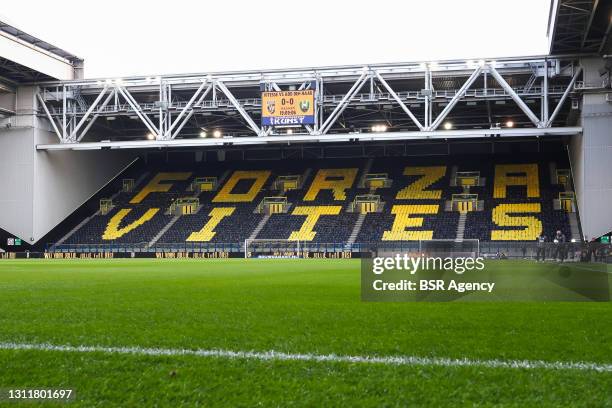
[0,1,612,406]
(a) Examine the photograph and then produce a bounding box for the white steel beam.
[543,60,549,124]
[215,80,262,135]
[171,84,213,139]
[488,65,542,127]
[116,86,159,137]
[77,89,116,142]
[70,85,109,141]
[36,92,63,142]
[582,0,600,49]
[319,71,368,134]
[36,127,582,151]
[374,71,424,131]
[546,66,582,127]
[166,79,209,139]
[429,66,482,131]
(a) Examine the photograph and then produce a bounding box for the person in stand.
[535,234,546,261]
[554,230,567,262]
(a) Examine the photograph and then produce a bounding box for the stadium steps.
[72,86,88,111]
[568,212,581,241]
[347,212,367,245]
[148,188,203,248]
[455,212,467,242]
[54,171,151,246]
[218,169,231,187]
[549,161,557,185]
[249,174,291,240]
[248,214,271,241]
[449,166,458,186]
[556,163,581,241]
[347,165,373,244]
[147,214,181,248]
[357,158,374,187]
[54,213,98,247]
[300,168,312,189]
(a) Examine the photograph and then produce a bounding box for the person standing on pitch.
[536,234,546,261]
[554,230,566,261]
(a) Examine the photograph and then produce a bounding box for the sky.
[1,0,551,79]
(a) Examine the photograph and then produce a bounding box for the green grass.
[0,259,610,407]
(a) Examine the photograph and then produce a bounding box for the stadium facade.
[0,1,611,254]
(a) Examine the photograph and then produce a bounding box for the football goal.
[244,239,302,259]
[418,239,480,258]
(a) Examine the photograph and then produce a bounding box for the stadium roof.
[548,0,612,54]
[0,19,82,82]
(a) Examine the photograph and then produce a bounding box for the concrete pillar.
[569,58,612,240]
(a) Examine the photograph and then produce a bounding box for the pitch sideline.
[0,342,610,373]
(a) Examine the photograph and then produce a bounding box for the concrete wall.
[0,86,136,244]
[0,127,35,242]
[32,131,136,242]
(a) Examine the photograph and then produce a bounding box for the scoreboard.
[261,90,315,126]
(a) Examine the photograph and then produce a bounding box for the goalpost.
[418,239,480,258]
[244,239,302,259]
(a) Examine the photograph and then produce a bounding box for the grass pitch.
[0,259,610,406]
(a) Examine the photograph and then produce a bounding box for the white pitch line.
[0,342,611,373]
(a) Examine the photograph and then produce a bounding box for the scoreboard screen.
[261,90,315,126]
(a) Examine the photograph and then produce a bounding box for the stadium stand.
[55,152,575,249]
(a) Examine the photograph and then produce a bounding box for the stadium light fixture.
[199,131,207,138]
[371,124,387,132]
[443,122,453,130]
[287,129,293,135]
[506,120,514,128]
[213,130,222,138]
[146,132,155,140]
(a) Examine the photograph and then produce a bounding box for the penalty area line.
[0,342,611,373]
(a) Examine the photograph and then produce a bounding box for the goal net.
[418,239,480,258]
[244,239,302,259]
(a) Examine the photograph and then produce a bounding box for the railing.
[45,241,612,260]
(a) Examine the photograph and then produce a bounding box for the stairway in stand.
[248,214,272,241]
[455,212,467,242]
[347,213,367,245]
